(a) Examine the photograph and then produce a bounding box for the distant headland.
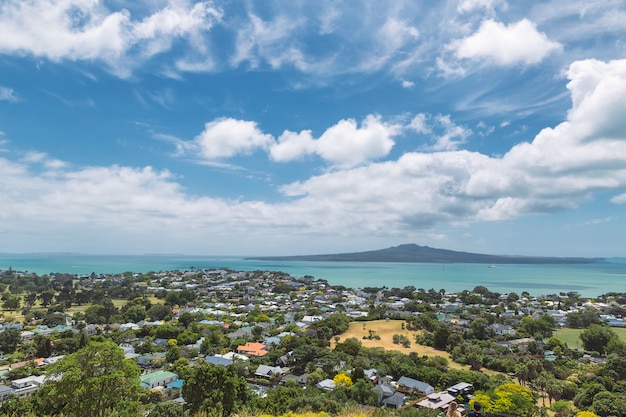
[246,243,603,264]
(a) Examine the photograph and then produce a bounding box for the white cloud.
[281,58,626,229]
[457,0,507,13]
[230,12,309,71]
[430,115,472,151]
[405,113,471,151]
[314,115,399,168]
[21,151,67,170]
[3,57,626,254]
[0,86,19,102]
[193,118,274,159]
[611,193,626,204]
[566,59,626,140]
[379,18,419,51]
[0,0,222,77]
[270,130,316,162]
[407,114,430,134]
[450,19,562,66]
[184,115,399,168]
[401,80,415,89]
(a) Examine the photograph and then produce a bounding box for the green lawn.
[554,327,626,349]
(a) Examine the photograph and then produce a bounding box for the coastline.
[1,254,625,298]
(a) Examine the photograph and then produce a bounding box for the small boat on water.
[488,265,497,269]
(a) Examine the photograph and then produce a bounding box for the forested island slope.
[247,243,602,264]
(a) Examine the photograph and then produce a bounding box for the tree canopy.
[34,340,141,417]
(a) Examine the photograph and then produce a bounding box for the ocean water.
[1,254,625,298]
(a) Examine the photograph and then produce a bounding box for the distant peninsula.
[246,243,603,264]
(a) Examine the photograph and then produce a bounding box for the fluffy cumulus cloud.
[0,0,221,76]
[270,130,316,162]
[305,115,399,167]
[2,58,626,253]
[163,55,626,228]
[450,19,562,66]
[193,118,274,159]
[187,115,399,168]
[282,57,626,229]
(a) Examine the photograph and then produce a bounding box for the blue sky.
[1,0,626,257]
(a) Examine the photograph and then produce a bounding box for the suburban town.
[0,267,624,417]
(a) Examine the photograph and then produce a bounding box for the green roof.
[140,370,178,385]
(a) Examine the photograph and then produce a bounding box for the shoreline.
[1,254,625,299]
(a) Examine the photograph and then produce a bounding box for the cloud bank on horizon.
[1,0,626,257]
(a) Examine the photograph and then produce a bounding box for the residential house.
[11,375,46,398]
[0,385,14,402]
[416,391,457,411]
[374,382,406,409]
[488,324,516,337]
[140,370,179,390]
[280,373,308,386]
[364,368,378,382]
[254,365,284,379]
[315,379,335,391]
[447,382,473,398]
[447,382,473,405]
[205,355,233,367]
[229,328,253,340]
[237,342,268,357]
[136,352,167,368]
[397,376,435,394]
[218,352,250,362]
[40,355,64,366]
[275,352,291,367]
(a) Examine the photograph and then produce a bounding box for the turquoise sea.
[0,254,625,298]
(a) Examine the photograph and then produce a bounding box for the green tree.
[334,337,361,356]
[148,401,187,417]
[178,311,194,329]
[2,296,20,311]
[182,362,248,416]
[42,312,66,327]
[580,324,617,355]
[604,354,626,380]
[0,328,21,353]
[34,334,53,358]
[0,397,32,416]
[519,314,556,339]
[124,305,146,323]
[84,304,106,324]
[574,382,606,409]
[35,340,141,417]
[591,391,626,417]
[39,290,55,307]
[350,378,379,406]
[433,326,451,350]
[567,307,602,328]
[352,366,365,382]
[147,304,172,321]
[469,318,490,340]
[166,345,182,363]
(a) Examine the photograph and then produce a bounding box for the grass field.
[334,319,471,370]
[1,296,164,324]
[554,327,626,349]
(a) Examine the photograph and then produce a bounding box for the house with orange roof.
[236,342,268,357]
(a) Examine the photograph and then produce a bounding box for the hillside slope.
[247,244,601,264]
